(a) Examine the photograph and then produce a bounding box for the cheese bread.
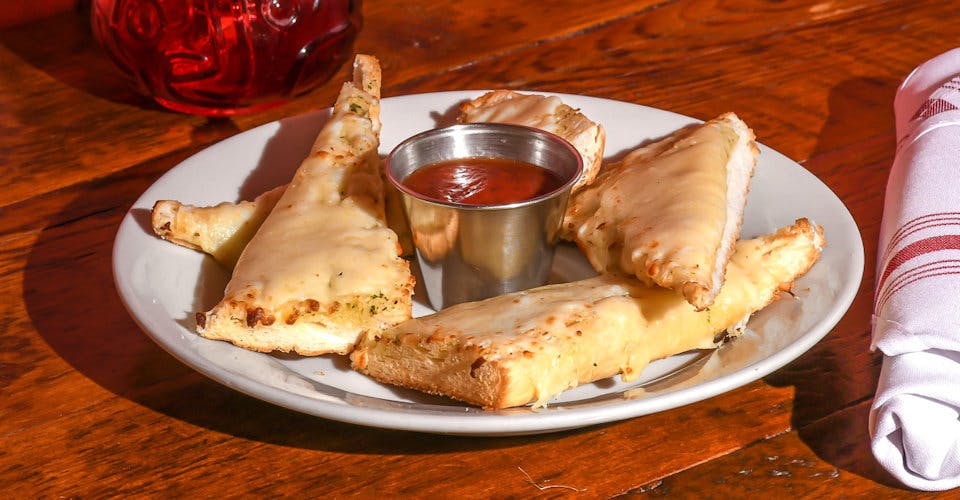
[458,90,605,192]
[351,219,823,409]
[196,55,415,356]
[152,185,285,268]
[564,112,758,310]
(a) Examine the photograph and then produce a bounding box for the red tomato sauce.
[402,157,565,205]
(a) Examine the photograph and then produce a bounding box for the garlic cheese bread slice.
[565,112,758,310]
[351,219,823,409]
[459,90,605,191]
[197,55,415,356]
[152,185,285,268]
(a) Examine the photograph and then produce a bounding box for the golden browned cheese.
[565,113,758,310]
[351,219,823,409]
[196,55,414,356]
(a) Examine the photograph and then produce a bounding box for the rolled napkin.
[870,47,960,491]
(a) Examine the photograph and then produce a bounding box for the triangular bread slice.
[152,185,285,268]
[351,219,823,409]
[196,55,415,355]
[564,112,758,310]
[458,90,605,192]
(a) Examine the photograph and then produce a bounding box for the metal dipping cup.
[386,123,583,310]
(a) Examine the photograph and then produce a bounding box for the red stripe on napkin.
[877,260,960,311]
[884,213,960,257]
[912,98,959,121]
[877,235,960,303]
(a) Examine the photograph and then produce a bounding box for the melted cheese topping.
[371,221,821,407]
[225,110,404,308]
[567,113,758,310]
[578,122,732,275]
[401,252,757,362]
[201,60,411,353]
[173,186,285,267]
[230,200,400,305]
[462,92,563,128]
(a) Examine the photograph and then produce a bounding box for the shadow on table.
[0,10,159,110]
[761,76,905,489]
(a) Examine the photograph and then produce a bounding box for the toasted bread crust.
[198,286,414,355]
[693,112,759,309]
[152,199,198,250]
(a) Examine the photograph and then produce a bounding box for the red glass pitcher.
[91,0,361,116]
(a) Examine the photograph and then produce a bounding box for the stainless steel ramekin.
[386,123,583,310]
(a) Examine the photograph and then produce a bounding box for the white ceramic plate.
[113,91,863,436]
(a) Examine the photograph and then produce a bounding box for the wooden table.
[2,1,957,496]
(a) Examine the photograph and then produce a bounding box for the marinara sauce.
[402,157,565,205]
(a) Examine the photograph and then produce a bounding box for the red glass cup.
[91,0,361,116]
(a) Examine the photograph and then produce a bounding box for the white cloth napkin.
[870,47,960,491]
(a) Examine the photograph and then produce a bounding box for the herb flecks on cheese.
[196,55,414,356]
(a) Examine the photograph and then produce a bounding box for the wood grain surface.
[0,1,80,28]
[3,0,959,496]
